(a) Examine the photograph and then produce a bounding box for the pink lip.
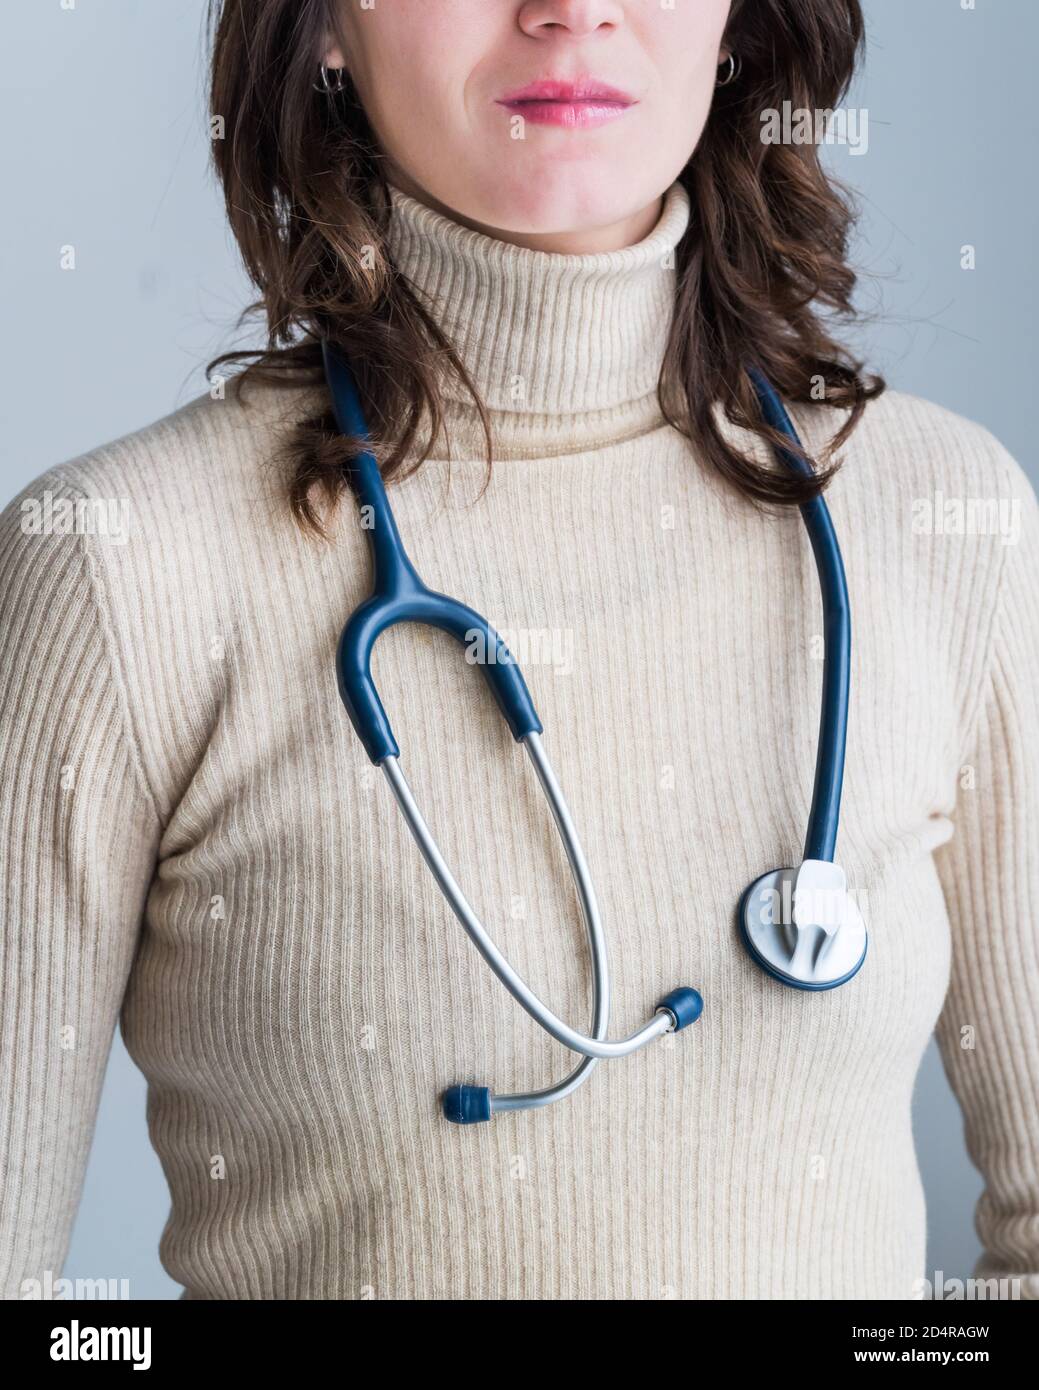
[496,78,637,129]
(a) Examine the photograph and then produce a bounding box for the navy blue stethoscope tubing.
[323,339,848,865]
[322,339,544,766]
[747,366,850,863]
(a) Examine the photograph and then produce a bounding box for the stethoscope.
[322,339,867,1124]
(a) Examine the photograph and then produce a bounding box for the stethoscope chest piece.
[739,860,867,991]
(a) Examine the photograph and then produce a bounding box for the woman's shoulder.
[22,370,326,521]
[0,372,331,826]
[792,386,1037,725]
[793,385,1033,509]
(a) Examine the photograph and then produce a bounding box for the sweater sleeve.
[0,474,160,1299]
[932,456,1039,1300]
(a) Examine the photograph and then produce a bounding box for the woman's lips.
[496,79,637,130]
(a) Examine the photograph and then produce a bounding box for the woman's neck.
[384,171,666,254]
[384,178,692,456]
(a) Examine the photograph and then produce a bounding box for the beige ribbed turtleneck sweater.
[2,179,1038,1301]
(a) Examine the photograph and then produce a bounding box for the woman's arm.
[0,474,161,1298]
[932,455,1039,1300]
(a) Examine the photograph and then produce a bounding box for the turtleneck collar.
[384,179,691,456]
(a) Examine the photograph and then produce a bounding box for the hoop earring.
[314,64,347,96]
[716,53,741,88]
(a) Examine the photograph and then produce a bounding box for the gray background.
[1,1,1034,1299]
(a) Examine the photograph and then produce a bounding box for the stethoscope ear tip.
[656,987,704,1032]
[442,1084,493,1125]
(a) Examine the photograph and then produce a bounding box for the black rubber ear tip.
[442,1085,492,1124]
[656,987,704,1031]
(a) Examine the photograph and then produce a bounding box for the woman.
[1,0,1036,1301]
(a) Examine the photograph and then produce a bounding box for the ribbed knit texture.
[2,179,1037,1300]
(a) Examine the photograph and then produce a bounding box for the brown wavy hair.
[205,0,884,533]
